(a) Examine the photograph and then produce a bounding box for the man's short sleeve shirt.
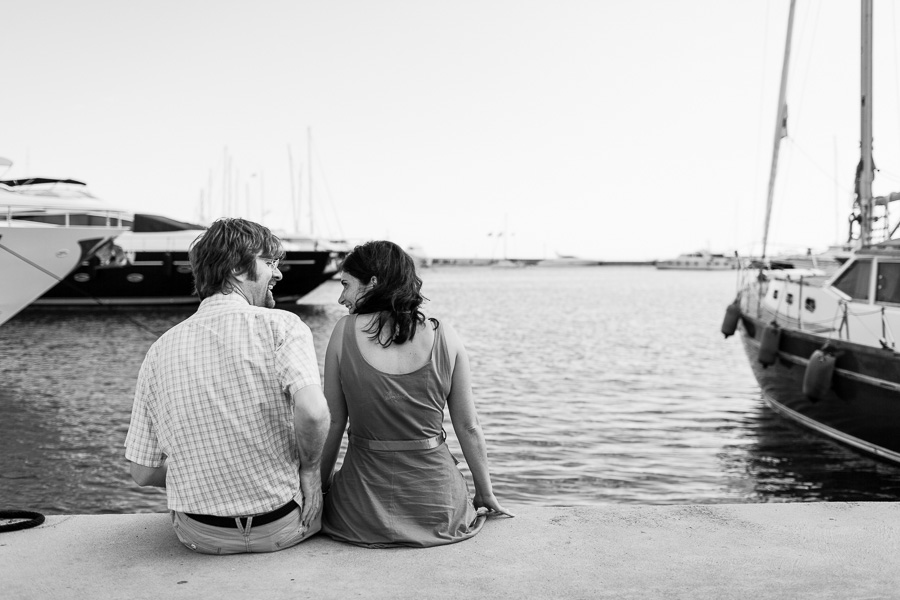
[124,293,321,515]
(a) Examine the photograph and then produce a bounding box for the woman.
[320,241,512,548]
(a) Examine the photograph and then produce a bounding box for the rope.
[0,241,163,339]
[0,510,45,533]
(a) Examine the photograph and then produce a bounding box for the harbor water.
[2,265,900,515]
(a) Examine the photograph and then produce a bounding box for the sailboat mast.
[762,0,797,259]
[859,0,875,246]
[308,127,314,237]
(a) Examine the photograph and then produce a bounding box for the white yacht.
[656,251,737,270]
[0,175,130,326]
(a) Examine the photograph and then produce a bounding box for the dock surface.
[2,503,898,599]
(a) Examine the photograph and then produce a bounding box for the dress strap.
[349,432,445,452]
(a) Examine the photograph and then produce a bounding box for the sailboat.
[724,0,900,464]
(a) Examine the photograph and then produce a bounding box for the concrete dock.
[2,504,898,599]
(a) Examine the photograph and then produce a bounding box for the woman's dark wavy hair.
[189,218,284,299]
[342,240,427,347]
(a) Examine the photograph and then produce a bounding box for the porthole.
[805,298,816,312]
[73,273,90,283]
[126,273,144,283]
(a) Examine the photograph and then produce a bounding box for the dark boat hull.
[739,312,900,463]
[33,249,336,306]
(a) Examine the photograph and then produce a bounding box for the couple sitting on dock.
[124,218,512,554]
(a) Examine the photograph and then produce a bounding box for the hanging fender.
[802,347,837,403]
[721,300,741,338]
[757,322,781,367]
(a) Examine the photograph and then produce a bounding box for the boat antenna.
[761,0,797,260]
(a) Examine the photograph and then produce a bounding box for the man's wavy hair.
[341,240,427,347]
[189,218,284,300]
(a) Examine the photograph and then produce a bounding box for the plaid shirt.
[125,292,321,516]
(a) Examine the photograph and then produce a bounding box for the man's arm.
[129,460,167,488]
[293,384,330,528]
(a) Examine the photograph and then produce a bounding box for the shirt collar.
[199,291,251,310]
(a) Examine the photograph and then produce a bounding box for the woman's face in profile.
[338,272,372,313]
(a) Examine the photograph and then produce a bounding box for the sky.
[4,1,900,261]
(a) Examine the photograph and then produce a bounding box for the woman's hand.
[474,492,515,518]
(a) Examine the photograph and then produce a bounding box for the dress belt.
[184,499,298,528]
[349,432,445,452]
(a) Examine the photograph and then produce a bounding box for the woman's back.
[353,314,437,374]
[339,314,451,441]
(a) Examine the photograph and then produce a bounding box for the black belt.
[185,499,298,528]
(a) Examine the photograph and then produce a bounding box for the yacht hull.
[33,249,338,306]
[738,312,900,464]
[0,227,118,325]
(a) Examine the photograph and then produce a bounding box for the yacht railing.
[0,204,130,228]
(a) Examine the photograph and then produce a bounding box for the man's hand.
[299,467,323,528]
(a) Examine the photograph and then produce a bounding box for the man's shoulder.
[248,307,312,341]
[259,306,305,325]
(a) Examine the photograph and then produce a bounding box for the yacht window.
[832,259,872,300]
[876,262,900,305]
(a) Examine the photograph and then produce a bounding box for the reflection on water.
[735,402,900,502]
[1,267,899,514]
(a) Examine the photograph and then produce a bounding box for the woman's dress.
[321,316,485,548]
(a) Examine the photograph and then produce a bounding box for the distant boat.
[490,259,526,269]
[754,244,854,275]
[656,251,737,270]
[535,255,597,267]
[0,174,128,326]
[406,244,433,268]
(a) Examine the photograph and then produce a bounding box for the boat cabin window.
[12,214,132,227]
[832,259,872,301]
[876,262,900,305]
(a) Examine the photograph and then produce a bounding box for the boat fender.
[802,348,836,403]
[757,322,781,367]
[721,300,741,338]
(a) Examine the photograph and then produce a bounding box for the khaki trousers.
[171,504,321,555]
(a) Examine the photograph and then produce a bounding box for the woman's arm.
[321,316,349,490]
[444,323,514,517]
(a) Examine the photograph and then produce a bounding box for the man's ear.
[369,276,378,287]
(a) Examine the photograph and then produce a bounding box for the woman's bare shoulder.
[326,315,351,354]
[332,314,352,335]
[434,317,465,355]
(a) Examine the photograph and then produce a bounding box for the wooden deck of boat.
[2,504,898,599]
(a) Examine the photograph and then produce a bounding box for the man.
[125,218,330,554]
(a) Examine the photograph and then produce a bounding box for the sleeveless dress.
[321,315,485,548]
